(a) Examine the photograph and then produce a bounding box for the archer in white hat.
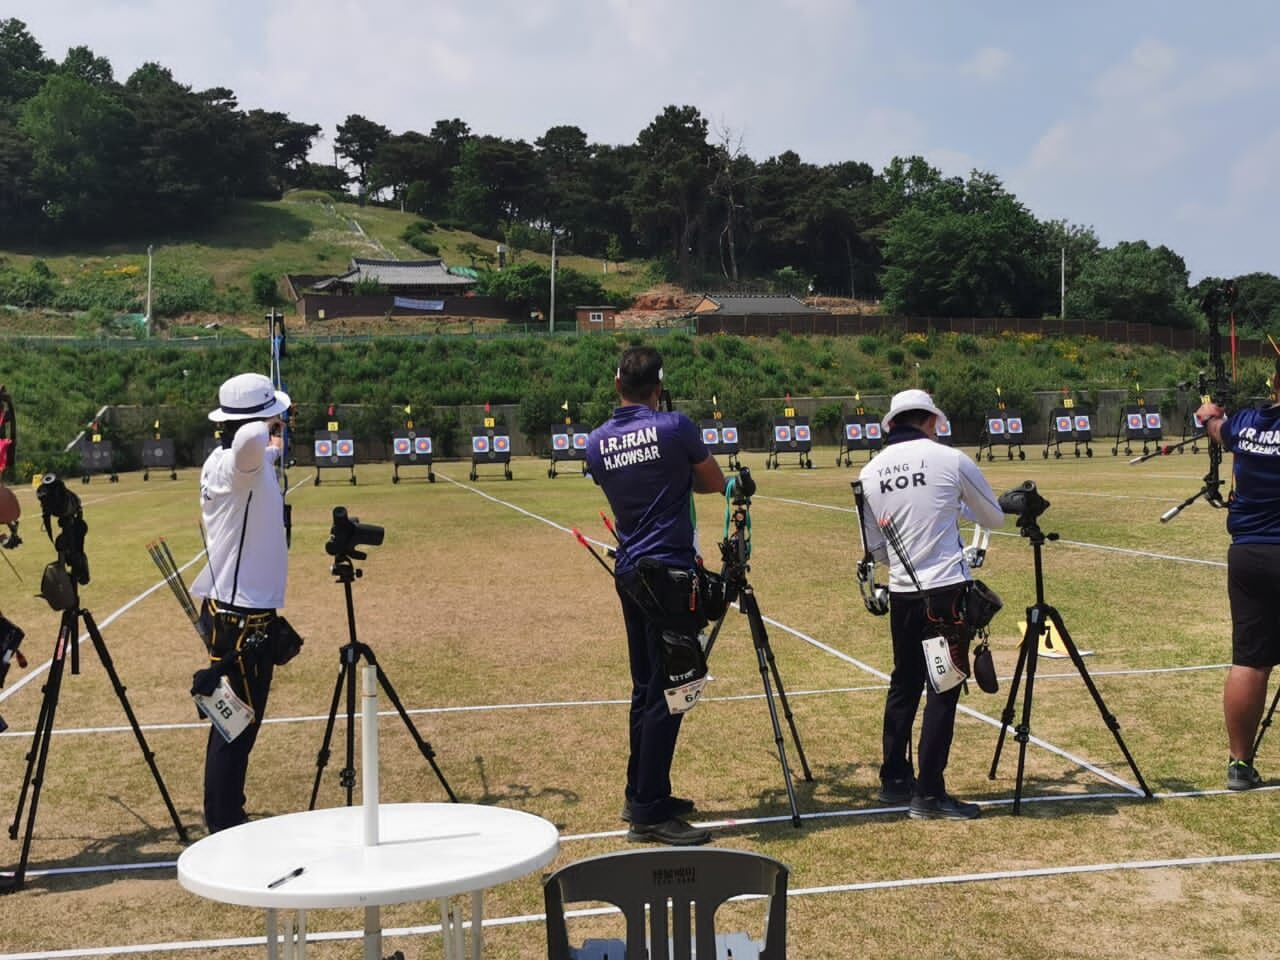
[191,371,298,833]
[857,386,1005,822]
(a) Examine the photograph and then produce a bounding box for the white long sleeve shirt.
[191,421,288,609]
[857,433,1005,593]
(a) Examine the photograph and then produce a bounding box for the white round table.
[178,802,559,960]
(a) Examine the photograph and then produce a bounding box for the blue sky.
[8,0,1278,282]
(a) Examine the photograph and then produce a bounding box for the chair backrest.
[544,847,788,960]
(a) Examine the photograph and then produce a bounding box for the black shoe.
[621,795,696,823]
[877,778,915,805]
[626,817,711,846]
[909,794,981,821]
[1228,758,1263,791]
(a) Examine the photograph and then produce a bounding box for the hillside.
[0,194,655,337]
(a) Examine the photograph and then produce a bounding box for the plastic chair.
[544,847,788,960]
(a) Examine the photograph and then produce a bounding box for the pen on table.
[267,867,304,889]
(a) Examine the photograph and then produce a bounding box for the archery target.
[846,422,863,441]
[315,439,334,458]
[774,425,792,443]
[721,426,739,444]
[934,420,951,438]
[867,423,882,440]
[1007,417,1023,435]
[987,418,1006,435]
[1145,413,1162,430]
[572,433,588,450]
[1075,415,1091,431]
[795,424,811,442]
[553,433,570,450]
[394,437,411,455]
[472,436,490,454]
[494,436,510,452]
[1193,413,1206,429]
[336,438,354,457]
[702,427,719,445]
[141,438,175,467]
[1127,413,1144,430]
[1056,416,1072,432]
[415,437,432,455]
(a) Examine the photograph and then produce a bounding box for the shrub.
[250,270,279,306]
[857,335,881,355]
[885,347,905,366]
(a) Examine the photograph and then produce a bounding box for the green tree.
[449,135,539,232]
[335,113,390,198]
[1066,240,1198,328]
[0,18,52,103]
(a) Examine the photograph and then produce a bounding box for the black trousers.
[615,575,700,826]
[881,589,964,799]
[199,602,275,833]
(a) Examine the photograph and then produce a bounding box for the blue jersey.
[1222,404,1280,543]
[586,405,710,575]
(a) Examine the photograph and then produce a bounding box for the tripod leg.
[757,622,812,781]
[370,657,457,802]
[1251,683,1280,762]
[82,610,189,842]
[1047,608,1152,798]
[989,617,1035,779]
[309,654,350,811]
[3,618,72,893]
[739,589,803,827]
[1011,606,1047,815]
[342,645,359,806]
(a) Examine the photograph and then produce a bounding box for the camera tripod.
[3,581,188,893]
[308,554,456,809]
[703,491,812,827]
[988,518,1152,813]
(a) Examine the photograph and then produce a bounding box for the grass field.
[0,445,1274,959]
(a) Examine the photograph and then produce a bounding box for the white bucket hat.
[208,372,292,422]
[882,388,949,432]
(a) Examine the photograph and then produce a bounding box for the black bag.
[39,563,76,612]
[973,639,998,693]
[964,579,1003,631]
[698,567,734,623]
[266,616,304,666]
[634,558,708,630]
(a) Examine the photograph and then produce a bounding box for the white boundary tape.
[755,493,1228,568]
[5,842,1279,959]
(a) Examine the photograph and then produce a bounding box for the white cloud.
[961,47,1011,81]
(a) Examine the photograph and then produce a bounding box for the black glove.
[736,467,756,499]
[191,667,221,697]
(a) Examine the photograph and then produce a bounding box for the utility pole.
[145,245,154,337]
[548,232,557,335]
[1060,247,1066,319]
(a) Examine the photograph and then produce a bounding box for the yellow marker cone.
[1018,619,1092,658]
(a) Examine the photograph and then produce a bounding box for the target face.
[987,418,1006,435]
[1145,413,1162,430]
[866,423,882,440]
[846,423,862,440]
[1056,416,1072,432]
[336,439,354,457]
[1007,418,1023,434]
[935,421,951,438]
[553,434,570,450]
[415,437,432,455]
[315,439,333,457]
[795,424,811,442]
[703,428,719,445]
[494,436,510,452]
[1075,415,1091,431]
[472,436,490,454]
[721,427,738,444]
[572,433,588,450]
[774,425,792,443]
[394,438,411,455]
[1128,414,1144,429]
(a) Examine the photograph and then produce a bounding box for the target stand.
[77,430,118,484]
[392,432,435,483]
[141,421,177,480]
[470,417,512,481]
[1043,401,1094,459]
[766,406,813,469]
[1112,403,1163,457]
[977,409,1027,461]
[837,416,884,465]
[699,416,742,471]
[314,407,357,485]
[548,422,589,478]
[1181,408,1208,455]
